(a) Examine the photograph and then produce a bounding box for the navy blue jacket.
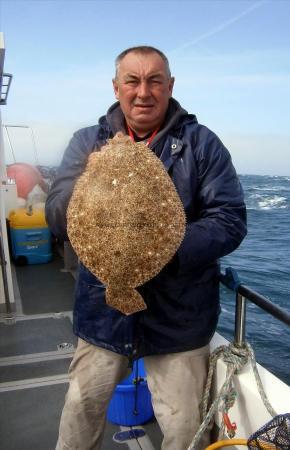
[45,99,247,359]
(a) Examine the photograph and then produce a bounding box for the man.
[45,46,247,450]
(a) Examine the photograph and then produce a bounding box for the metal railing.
[220,267,290,346]
[2,124,39,165]
[0,73,12,105]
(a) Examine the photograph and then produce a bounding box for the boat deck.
[0,250,162,450]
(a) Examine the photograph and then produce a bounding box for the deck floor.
[15,253,76,314]
[0,249,162,449]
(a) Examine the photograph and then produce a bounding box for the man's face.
[112,51,174,136]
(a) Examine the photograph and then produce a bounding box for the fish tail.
[106,286,147,315]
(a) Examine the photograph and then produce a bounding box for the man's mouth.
[134,104,154,108]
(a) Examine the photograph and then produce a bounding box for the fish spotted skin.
[67,132,186,315]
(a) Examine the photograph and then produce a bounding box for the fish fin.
[106,286,147,315]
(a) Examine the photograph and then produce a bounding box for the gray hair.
[114,45,171,79]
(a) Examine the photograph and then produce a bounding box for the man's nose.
[137,81,151,98]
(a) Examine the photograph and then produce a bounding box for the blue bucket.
[107,359,154,426]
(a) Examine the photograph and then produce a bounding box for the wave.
[220,306,235,316]
[247,186,290,192]
[247,194,288,210]
[258,196,287,209]
[267,175,290,180]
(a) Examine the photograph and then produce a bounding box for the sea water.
[219,174,290,385]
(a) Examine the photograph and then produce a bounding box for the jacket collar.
[99,98,196,172]
[103,98,196,141]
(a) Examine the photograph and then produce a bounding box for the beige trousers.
[56,338,210,450]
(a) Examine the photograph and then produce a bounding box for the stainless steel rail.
[220,267,290,346]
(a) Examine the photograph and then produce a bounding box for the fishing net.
[247,414,290,449]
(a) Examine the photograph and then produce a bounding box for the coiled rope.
[187,342,277,450]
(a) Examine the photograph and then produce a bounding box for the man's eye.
[126,80,138,85]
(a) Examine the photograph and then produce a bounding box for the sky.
[0,0,290,175]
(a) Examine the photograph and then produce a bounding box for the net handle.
[205,439,248,449]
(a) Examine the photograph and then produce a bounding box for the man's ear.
[169,77,175,96]
[112,79,119,100]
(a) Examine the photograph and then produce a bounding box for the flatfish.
[67,132,186,315]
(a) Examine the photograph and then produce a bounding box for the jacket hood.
[100,98,197,148]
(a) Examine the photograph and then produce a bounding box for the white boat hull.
[211,333,290,441]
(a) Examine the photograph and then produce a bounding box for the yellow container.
[9,207,47,229]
